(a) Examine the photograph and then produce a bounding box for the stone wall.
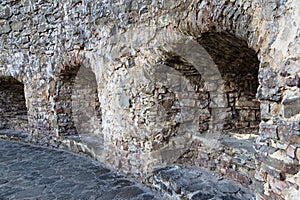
[1,0,300,199]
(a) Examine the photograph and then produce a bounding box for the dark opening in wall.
[0,76,28,131]
[163,32,261,188]
[162,32,260,136]
[55,66,102,136]
[198,32,260,133]
[163,55,210,133]
[55,66,79,136]
[72,67,102,136]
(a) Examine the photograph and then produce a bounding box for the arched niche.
[54,65,102,141]
[157,32,260,187]
[0,76,28,132]
[198,32,260,134]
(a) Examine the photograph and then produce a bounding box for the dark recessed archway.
[55,66,102,136]
[0,76,28,132]
[55,66,80,136]
[198,32,260,133]
[164,32,261,187]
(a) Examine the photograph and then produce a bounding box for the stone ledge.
[0,129,29,139]
[220,137,256,154]
[60,134,104,160]
[150,164,254,200]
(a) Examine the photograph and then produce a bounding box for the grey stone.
[282,96,300,118]
[0,139,161,199]
[0,22,11,34]
[0,7,11,19]
[13,186,46,199]
[0,129,29,138]
[114,186,145,198]
[119,93,130,108]
[151,165,254,200]
[0,179,8,185]
[191,192,214,200]
[11,21,23,31]
[259,123,278,139]
[0,1,299,199]
[218,181,240,193]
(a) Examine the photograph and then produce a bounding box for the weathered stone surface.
[10,21,23,32]
[0,7,11,19]
[150,165,254,200]
[286,74,300,87]
[257,64,281,101]
[0,0,299,199]
[0,129,28,139]
[282,96,300,118]
[0,139,160,200]
[0,22,11,34]
[259,123,278,139]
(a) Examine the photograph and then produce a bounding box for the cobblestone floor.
[0,138,255,200]
[0,139,161,200]
[151,165,255,200]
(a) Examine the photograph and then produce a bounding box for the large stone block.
[0,6,11,19]
[0,21,11,35]
[282,96,300,118]
[256,64,281,101]
[259,123,278,139]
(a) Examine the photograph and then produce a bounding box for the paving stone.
[73,171,97,182]
[0,179,9,185]
[111,179,135,188]
[114,186,145,199]
[0,129,29,138]
[96,189,119,199]
[0,187,23,198]
[0,139,161,200]
[138,194,159,200]
[39,177,61,185]
[151,165,254,200]
[218,181,240,193]
[191,192,214,200]
[13,186,46,199]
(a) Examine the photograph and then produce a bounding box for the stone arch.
[72,66,102,136]
[157,33,260,188]
[171,1,262,187]
[96,10,262,181]
[168,31,260,186]
[178,0,259,46]
[82,0,264,188]
[0,76,28,133]
[54,65,79,136]
[54,60,103,149]
[111,24,260,186]
[98,28,228,177]
[198,32,260,132]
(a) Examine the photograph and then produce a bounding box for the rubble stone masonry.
[1,0,300,199]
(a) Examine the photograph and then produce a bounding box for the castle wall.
[1,0,300,199]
